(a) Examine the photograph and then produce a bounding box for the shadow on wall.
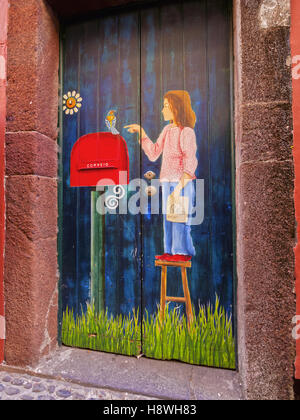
[294,379,300,400]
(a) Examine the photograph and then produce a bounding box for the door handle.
[144,171,156,180]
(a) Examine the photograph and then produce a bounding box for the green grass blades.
[61,296,236,369]
[143,298,235,369]
[61,303,142,357]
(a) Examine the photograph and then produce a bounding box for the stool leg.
[181,267,193,325]
[160,266,167,322]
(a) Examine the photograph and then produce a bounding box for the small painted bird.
[105,110,119,135]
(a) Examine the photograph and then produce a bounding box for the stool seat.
[155,259,193,324]
[155,260,192,268]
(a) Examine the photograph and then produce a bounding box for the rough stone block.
[4,175,58,366]
[4,222,58,366]
[260,0,290,29]
[237,159,295,399]
[5,176,57,242]
[240,1,291,103]
[6,131,58,177]
[240,102,293,163]
[6,0,59,139]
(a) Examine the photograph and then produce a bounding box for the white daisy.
[63,90,83,115]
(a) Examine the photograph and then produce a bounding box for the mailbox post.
[70,132,130,312]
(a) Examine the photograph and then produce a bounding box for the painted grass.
[143,296,235,369]
[62,296,235,369]
[62,305,141,356]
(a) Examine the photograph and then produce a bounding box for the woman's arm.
[180,127,198,179]
[124,124,167,162]
[172,128,198,197]
[124,124,147,142]
[171,172,194,198]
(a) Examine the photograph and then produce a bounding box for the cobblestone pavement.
[0,369,156,400]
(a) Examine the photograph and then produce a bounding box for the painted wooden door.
[60,0,235,369]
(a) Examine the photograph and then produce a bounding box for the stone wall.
[2,0,296,400]
[234,0,295,400]
[291,0,300,381]
[4,0,59,366]
[0,0,8,364]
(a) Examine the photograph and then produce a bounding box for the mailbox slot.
[78,161,119,171]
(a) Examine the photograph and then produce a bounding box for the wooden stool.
[155,260,194,325]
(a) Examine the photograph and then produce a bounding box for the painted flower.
[63,91,82,115]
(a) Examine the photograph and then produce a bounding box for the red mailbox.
[70,132,130,187]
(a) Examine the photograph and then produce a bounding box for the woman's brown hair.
[164,90,196,129]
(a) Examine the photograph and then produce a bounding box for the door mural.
[60,0,235,369]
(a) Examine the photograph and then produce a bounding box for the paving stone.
[32,383,46,393]
[5,387,20,396]
[37,395,56,400]
[97,390,111,399]
[0,369,155,400]
[56,389,72,398]
[47,385,56,393]
[20,394,35,400]
[72,392,85,400]
[11,378,24,386]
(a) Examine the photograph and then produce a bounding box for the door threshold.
[28,346,243,400]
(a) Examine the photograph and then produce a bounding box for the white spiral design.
[105,185,126,210]
[113,185,126,200]
[105,195,119,210]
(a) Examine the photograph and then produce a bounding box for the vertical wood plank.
[62,23,81,315]
[102,11,142,323]
[182,0,213,305]
[207,0,233,310]
[161,2,185,92]
[140,6,164,319]
[77,20,100,312]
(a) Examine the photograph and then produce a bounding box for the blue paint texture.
[61,0,234,345]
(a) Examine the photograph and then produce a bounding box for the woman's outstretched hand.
[124,124,147,140]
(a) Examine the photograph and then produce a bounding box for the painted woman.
[125,90,198,262]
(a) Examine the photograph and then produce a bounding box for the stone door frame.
[2,0,296,400]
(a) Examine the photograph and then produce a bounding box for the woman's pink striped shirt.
[141,124,198,182]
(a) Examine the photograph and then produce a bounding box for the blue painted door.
[60,0,235,368]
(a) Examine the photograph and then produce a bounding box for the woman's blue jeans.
[161,181,196,256]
